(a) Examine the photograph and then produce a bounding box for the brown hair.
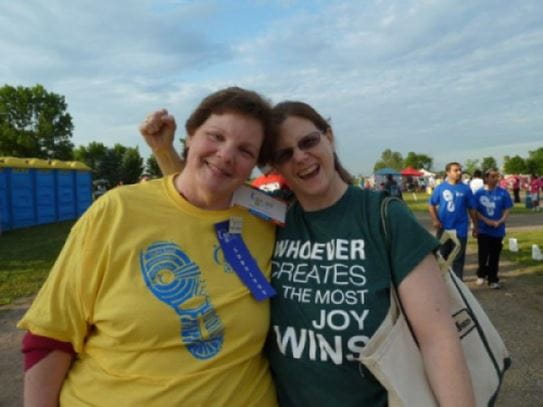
[445,162,462,172]
[271,101,353,183]
[184,87,274,166]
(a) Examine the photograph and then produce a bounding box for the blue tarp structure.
[0,165,8,232]
[73,162,93,216]
[29,159,57,225]
[374,167,402,191]
[52,160,77,221]
[0,157,92,232]
[374,167,401,176]
[3,157,36,229]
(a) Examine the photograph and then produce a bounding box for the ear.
[185,134,193,148]
[324,128,336,152]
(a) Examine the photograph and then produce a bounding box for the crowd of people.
[367,169,541,212]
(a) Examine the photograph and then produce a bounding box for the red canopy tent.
[401,166,423,176]
[251,172,288,191]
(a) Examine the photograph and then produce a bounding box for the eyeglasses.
[272,131,322,164]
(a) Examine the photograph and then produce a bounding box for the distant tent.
[374,168,401,193]
[374,167,401,176]
[251,172,288,192]
[401,166,423,176]
[419,169,436,177]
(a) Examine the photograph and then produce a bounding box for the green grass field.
[0,213,541,306]
[499,230,543,268]
[403,192,534,214]
[0,221,74,306]
[466,229,543,284]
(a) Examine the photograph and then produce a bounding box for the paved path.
[462,250,543,406]
[0,301,26,407]
[416,210,543,406]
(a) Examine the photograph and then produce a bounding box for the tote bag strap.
[380,196,461,276]
[379,196,403,287]
[379,196,418,342]
[437,230,461,272]
[379,197,461,343]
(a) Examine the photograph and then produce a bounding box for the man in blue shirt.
[429,162,478,280]
[474,168,513,289]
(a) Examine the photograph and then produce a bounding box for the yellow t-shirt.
[18,175,277,406]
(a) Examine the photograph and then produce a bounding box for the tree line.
[373,147,543,176]
[2,84,542,187]
[0,84,160,188]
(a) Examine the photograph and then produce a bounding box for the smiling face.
[177,112,264,209]
[446,164,463,184]
[486,170,500,189]
[273,115,346,210]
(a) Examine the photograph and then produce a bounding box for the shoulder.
[351,187,384,216]
[499,187,513,199]
[459,183,473,196]
[84,179,166,219]
[111,178,168,203]
[457,182,470,191]
[432,183,444,195]
[350,185,380,201]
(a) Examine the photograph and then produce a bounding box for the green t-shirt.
[267,186,439,406]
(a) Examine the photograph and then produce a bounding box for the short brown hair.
[445,162,462,172]
[184,87,275,165]
[271,101,353,184]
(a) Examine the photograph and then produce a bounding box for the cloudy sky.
[1,0,542,175]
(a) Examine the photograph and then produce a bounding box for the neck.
[447,177,459,185]
[297,174,349,212]
[174,173,231,210]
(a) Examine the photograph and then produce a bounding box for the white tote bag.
[359,198,511,407]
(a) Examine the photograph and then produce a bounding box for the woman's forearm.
[399,255,475,407]
[24,350,73,407]
[154,146,185,176]
[418,330,475,406]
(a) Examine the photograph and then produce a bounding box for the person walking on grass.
[428,162,478,280]
[529,174,542,212]
[474,169,513,289]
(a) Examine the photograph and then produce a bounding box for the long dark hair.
[271,101,353,184]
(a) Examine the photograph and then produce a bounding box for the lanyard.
[214,221,277,301]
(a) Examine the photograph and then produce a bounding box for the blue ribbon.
[214,221,276,301]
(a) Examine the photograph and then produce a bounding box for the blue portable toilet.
[5,157,36,229]
[29,158,57,225]
[70,161,92,216]
[52,160,76,221]
[0,157,13,232]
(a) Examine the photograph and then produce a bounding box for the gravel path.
[0,301,26,407]
[1,212,542,406]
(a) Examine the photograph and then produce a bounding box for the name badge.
[231,184,287,226]
[215,221,276,301]
[229,216,243,234]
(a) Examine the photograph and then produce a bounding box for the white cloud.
[1,0,542,174]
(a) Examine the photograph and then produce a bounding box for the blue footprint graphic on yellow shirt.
[140,241,224,359]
